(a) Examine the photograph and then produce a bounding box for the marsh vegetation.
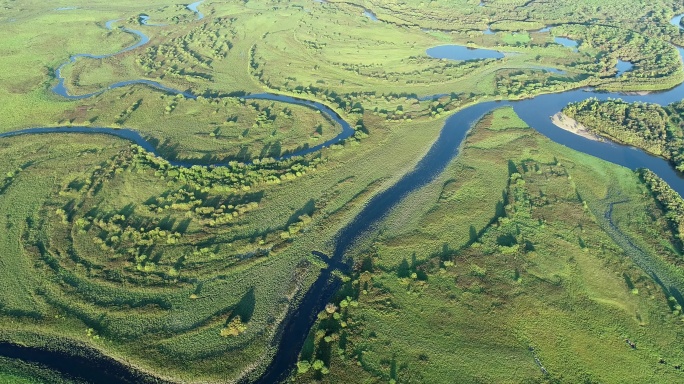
[1,0,684,383]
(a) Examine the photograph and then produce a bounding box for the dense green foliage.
[0,115,459,381]
[639,169,684,251]
[336,0,684,45]
[564,98,684,171]
[553,24,684,90]
[61,92,342,162]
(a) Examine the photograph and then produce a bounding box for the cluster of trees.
[49,143,330,282]
[638,169,684,250]
[494,69,575,98]
[251,39,480,111]
[86,213,183,255]
[626,16,684,48]
[0,167,22,195]
[185,17,237,59]
[332,54,493,87]
[563,98,684,171]
[146,186,260,227]
[279,214,312,240]
[249,102,279,129]
[137,20,236,81]
[220,317,247,337]
[114,98,143,125]
[332,0,684,48]
[554,24,683,88]
[297,292,359,379]
[128,144,326,191]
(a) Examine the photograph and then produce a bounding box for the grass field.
[2,0,684,382]
[296,108,684,383]
[0,111,455,381]
[1,0,682,138]
[57,87,342,162]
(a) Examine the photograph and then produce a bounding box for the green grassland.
[0,111,458,381]
[57,87,341,162]
[1,0,683,141]
[295,108,684,383]
[1,0,684,383]
[0,0,186,129]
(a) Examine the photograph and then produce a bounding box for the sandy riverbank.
[550,112,604,141]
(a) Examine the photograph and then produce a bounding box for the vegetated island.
[563,98,684,172]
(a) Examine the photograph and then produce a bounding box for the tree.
[220,317,247,337]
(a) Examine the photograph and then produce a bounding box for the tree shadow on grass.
[227,287,256,324]
[288,199,315,225]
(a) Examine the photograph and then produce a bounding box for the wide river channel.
[1,10,684,384]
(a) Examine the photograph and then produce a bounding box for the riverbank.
[0,339,172,384]
[301,105,684,384]
[550,112,603,141]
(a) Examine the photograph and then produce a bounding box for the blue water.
[187,1,204,20]
[242,94,355,160]
[616,59,634,77]
[427,44,504,61]
[555,36,579,51]
[531,66,566,75]
[41,16,684,196]
[0,92,354,165]
[483,26,495,35]
[512,84,684,197]
[139,15,166,27]
[536,26,552,33]
[363,9,378,21]
[39,20,684,195]
[104,19,119,30]
[670,13,684,30]
[256,48,684,381]
[52,19,152,99]
[44,17,355,163]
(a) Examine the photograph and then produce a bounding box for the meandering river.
[254,53,684,383]
[2,10,684,384]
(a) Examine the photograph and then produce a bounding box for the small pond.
[616,59,634,77]
[427,44,504,61]
[363,9,378,21]
[533,67,565,75]
[554,36,578,51]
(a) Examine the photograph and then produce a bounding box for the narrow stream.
[186,1,205,20]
